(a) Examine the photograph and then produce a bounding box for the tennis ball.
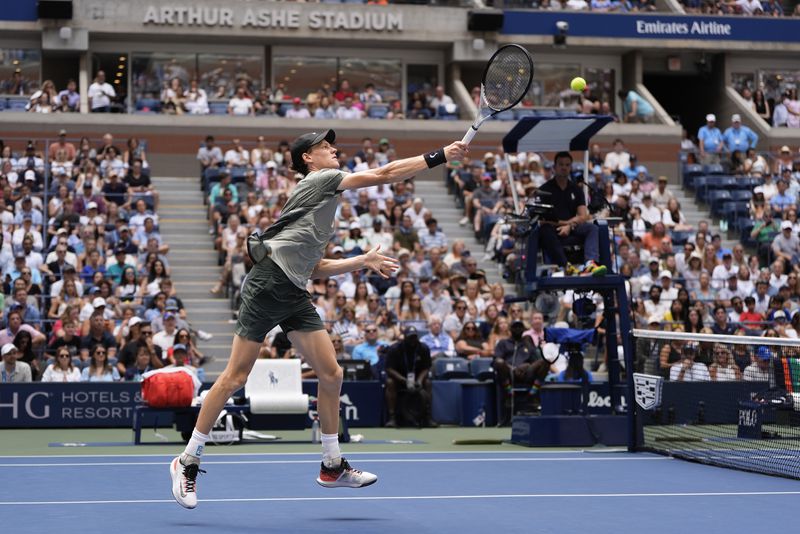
[570,77,587,92]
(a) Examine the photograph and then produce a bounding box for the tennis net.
[631,328,800,479]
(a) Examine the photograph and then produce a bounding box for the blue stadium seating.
[682,164,703,189]
[433,358,471,380]
[492,110,516,121]
[6,97,27,111]
[708,190,732,215]
[135,98,162,113]
[469,358,494,381]
[209,101,228,115]
[367,104,389,119]
[704,163,725,175]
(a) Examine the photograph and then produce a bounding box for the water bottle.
[311,417,320,444]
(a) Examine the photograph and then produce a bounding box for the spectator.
[711,305,736,335]
[197,136,223,172]
[49,129,77,161]
[80,344,120,382]
[124,344,156,382]
[1,70,29,95]
[152,311,179,352]
[772,220,800,268]
[669,342,709,381]
[773,93,790,128]
[359,83,383,113]
[351,324,388,367]
[127,159,159,210]
[285,97,311,119]
[708,344,742,381]
[88,71,116,112]
[336,96,364,120]
[161,77,186,114]
[722,114,758,154]
[419,314,455,358]
[314,96,336,119]
[227,86,254,116]
[383,326,435,428]
[184,79,209,115]
[650,176,675,210]
[697,114,724,165]
[0,343,31,383]
[743,346,771,381]
[224,140,249,169]
[334,79,355,102]
[618,89,655,123]
[419,218,447,252]
[429,85,455,117]
[41,347,82,382]
[603,139,631,172]
[80,310,118,359]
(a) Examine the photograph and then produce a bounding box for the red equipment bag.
[142,370,194,408]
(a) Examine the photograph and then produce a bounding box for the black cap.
[290,130,336,172]
[402,325,418,338]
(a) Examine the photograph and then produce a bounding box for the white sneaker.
[196,330,213,341]
[170,456,205,509]
[459,216,469,226]
[316,457,378,488]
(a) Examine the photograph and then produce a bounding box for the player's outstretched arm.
[311,245,399,280]
[339,142,467,190]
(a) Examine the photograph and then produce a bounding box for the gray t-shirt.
[269,168,345,289]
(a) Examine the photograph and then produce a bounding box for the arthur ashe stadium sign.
[142,5,403,32]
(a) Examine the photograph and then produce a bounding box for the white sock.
[321,433,341,468]
[182,429,209,463]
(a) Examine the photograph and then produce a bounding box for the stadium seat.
[719,201,749,222]
[682,164,703,189]
[208,101,228,115]
[367,104,389,119]
[135,98,162,113]
[433,358,471,380]
[0,98,6,111]
[704,163,725,175]
[708,190,732,215]
[513,108,536,119]
[692,176,709,200]
[492,110,515,121]
[6,97,27,112]
[469,358,494,381]
[730,190,753,202]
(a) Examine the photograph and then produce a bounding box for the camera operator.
[538,151,606,276]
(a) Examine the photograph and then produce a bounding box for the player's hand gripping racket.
[462,44,534,145]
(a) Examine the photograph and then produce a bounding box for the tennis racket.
[462,44,534,145]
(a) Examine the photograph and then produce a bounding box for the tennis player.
[171,129,467,508]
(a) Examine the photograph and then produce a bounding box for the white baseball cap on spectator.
[129,317,142,327]
[731,114,741,123]
[1,343,18,356]
[331,246,344,255]
[349,221,361,230]
[87,201,98,210]
[24,170,36,181]
[774,310,787,321]
[266,161,277,169]
[92,297,106,308]
[782,220,793,231]
[483,152,495,160]
[780,146,791,154]
[648,315,662,325]
[659,270,672,279]
[705,114,716,122]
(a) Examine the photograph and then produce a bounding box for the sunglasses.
[455,305,467,310]
[365,329,377,333]
[58,354,70,359]
[328,283,338,287]
[141,331,152,336]
[95,350,106,355]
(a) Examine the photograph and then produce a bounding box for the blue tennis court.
[2,450,797,534]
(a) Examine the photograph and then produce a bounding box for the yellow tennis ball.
[570,77,587,92]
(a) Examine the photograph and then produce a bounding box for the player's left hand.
[557,224,571,237]
[445,142,468,162]
[363,245,399,279]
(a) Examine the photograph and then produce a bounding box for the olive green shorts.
[234,256,324,342]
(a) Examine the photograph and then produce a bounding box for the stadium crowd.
[0,132,212,384]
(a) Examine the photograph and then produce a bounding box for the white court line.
[0,449,626,459]
[3,491,800,506]
[0,457,671,468]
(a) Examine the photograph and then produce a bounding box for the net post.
[616,279,637,451]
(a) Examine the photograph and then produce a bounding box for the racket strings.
[483,48,533,112]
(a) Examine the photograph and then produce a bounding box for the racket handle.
[461,126,478,145]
